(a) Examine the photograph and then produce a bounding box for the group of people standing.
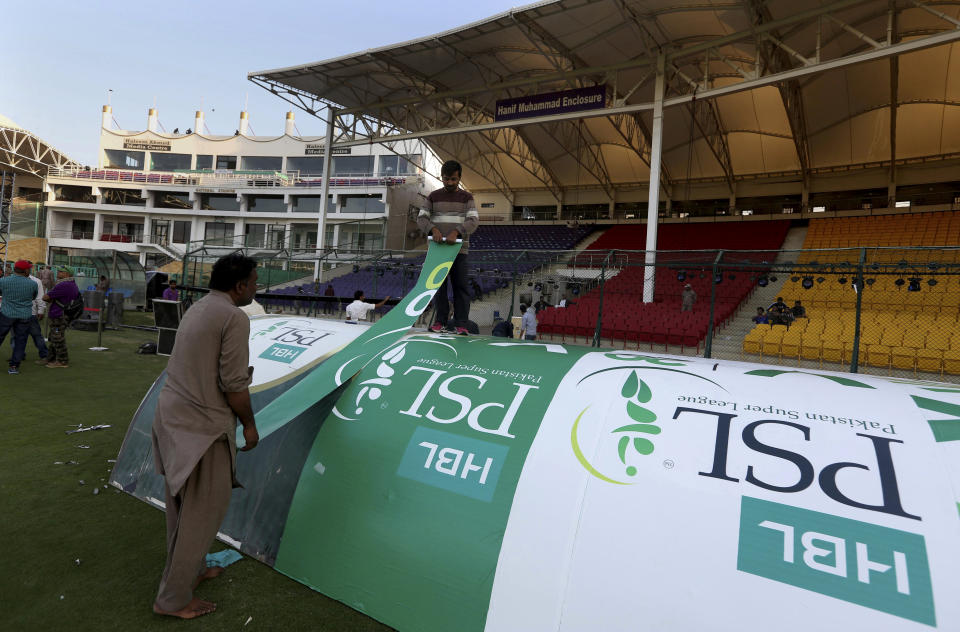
[0,260,80,374]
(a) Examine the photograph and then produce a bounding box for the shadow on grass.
[0,315,393,631]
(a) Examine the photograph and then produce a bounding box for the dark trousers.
[434,253,470,327]
[9,316,48,360]
[0,313,30,368]
[47,316,69,364]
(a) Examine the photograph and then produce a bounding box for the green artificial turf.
[0,313,392,631]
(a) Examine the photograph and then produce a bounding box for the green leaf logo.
[613,371,659,476]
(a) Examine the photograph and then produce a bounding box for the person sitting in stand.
[768,296,788,312]
[752,307,769,324]
[768,303,795,327]
[792,299,807,319]
[345,290,390,323]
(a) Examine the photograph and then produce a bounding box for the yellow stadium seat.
[891,347,916,372]
[902,329,925,349]
[821,339,843,365]
[943,350,960,375]
[762,328,784,357]
[867,344,891,370]
[916,348,943,375]
[800,335,821,361]
[742,330,763,355]
[927,336,951,352]
[880,330,904,347]
[781,331,802,361]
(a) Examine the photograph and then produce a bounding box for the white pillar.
[93,213,104,240]
[643,54,666,303]
[238,111,249,136]
[101,105,112,130]
[313,107,336,279]
[147,108,159,133]
[194,110,204,135]
[285,111,296,136]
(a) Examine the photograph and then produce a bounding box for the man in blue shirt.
[0,260,40,374]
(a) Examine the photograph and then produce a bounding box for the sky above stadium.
[1,0,524,165]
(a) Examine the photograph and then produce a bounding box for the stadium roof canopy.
[250,0,960,203]
[0,113,81,177]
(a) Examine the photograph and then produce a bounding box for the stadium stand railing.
[178,218,960,384]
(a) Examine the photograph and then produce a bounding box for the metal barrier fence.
[180,245,960,384]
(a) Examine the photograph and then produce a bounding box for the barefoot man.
[151,253,260,619]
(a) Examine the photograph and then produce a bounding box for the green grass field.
[0,314,392,631]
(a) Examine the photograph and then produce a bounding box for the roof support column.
[314,107,336,281]
[643,54,665,304]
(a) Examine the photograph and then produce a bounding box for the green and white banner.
[114,314,960,631]
[248,239,462,442]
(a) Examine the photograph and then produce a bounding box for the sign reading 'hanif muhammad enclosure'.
[494,85,606,122]
[122,139,171,151]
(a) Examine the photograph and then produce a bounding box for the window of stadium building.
[201,194,240,212]
[293,195,334,213]
[241,156,282,172]
[104,149,145,170]
[196,154,213,170]
[150,152,191,171]
[514,205,557,221]
[156,192,192,209]
[339,194,384,214]
[379,154,421,175]
[340,224,383,250]
[216,155,237,170]
[331,156,374,176]
[172,220,191,244]
[54,185,96,203]
[102,188,147,206]
[286,156,324,177]
[248,195,286,212]
[204,222,235,245]
[71,219,94,240]
[244,223,266,248]
[563,204,608,220]
[116,222,144,242]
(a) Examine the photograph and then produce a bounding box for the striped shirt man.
[0,273,39,320]
[417,188,479,251]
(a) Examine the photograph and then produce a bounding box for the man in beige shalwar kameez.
[151,253,260,619]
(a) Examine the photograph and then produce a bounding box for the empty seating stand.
[541,221,791,348]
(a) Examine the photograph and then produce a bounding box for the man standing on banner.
[418,159,479,335]
[150,253,260,619]
[0,260,39,374]
[42,267,80,369]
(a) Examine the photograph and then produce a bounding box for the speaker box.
[157,328,177,356]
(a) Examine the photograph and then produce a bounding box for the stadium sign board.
[494,85,606,122]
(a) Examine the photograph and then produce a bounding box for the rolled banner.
[242,240,462,444]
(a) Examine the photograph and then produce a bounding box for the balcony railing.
[47,167,422,189]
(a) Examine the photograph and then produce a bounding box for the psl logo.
[571,370,662,484]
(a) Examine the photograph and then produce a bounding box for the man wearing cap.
[9,263,49,364]
[681,283,697,312]
[42,267,81,368]
[0,260,39,374]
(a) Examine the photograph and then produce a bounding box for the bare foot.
[193,565,224,589]
[153,597,216,619]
